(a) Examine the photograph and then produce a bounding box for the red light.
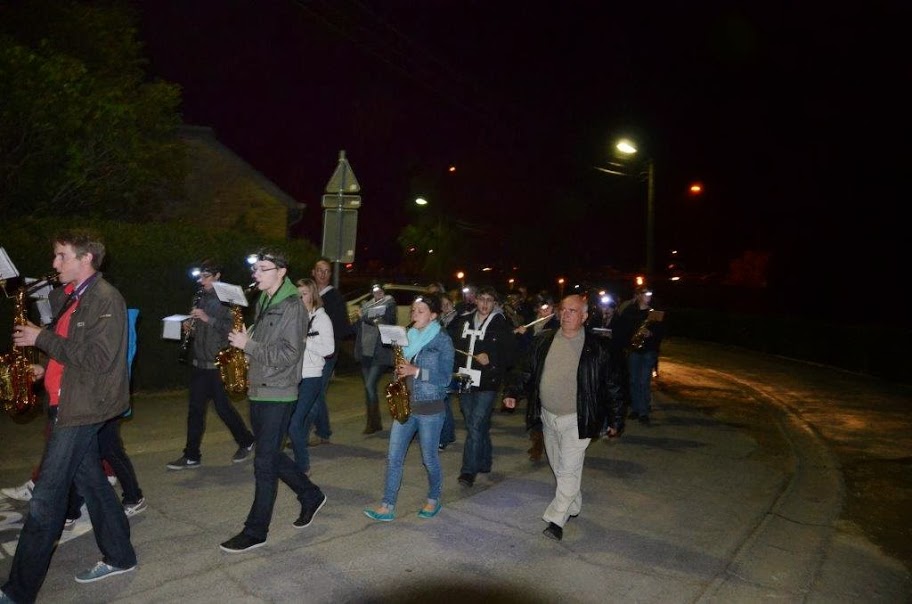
[689,183,703,195]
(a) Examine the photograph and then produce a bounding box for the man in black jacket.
[450,286,517,487]
[503,294,624,542]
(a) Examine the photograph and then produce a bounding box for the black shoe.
[220,532,266,553]
[638,415,650,425]
[628,411,640,420]
[362,425,382,435]
[543,522,563,541]
[293,493,327,529]
[166,456,201,470]
[479,468,491,474]
[457,473,475,487]
[438,442,450,451]
[568,514,579,520]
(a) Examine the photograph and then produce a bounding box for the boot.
[363,405,383,434]
[528,430,544,461]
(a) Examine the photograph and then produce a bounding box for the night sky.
[133,1,905,320]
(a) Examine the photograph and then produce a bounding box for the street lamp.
[614,139,656,279]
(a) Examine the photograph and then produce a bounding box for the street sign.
[321,209,358,263]
[321,194,361,209]
[325,150,361,193]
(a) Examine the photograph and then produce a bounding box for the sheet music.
[378,324,408,346]
[0,247,18,281]
[212,281,249,307]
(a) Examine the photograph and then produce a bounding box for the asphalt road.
[0,337,910,603]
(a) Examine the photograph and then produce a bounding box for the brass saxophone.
[630,309,664,351]
[385,342,411,423]
[1,272,58,416]
[215,282,254,396]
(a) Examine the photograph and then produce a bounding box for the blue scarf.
[403,321,441,361]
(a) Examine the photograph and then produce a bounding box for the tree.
[0,0,185,220]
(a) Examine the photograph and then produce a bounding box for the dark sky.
[133,1,905,314]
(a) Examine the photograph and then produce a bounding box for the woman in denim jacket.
[364,293,455,521]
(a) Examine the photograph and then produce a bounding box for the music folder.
[161,314,190,340]
[378,324,409,346]
[212,282,250,307]
[0,247,20,296]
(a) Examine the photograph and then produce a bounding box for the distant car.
[345,284,427,326]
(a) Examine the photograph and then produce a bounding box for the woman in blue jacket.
[364,293,455,521]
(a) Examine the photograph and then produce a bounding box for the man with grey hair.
[503,294,624,541]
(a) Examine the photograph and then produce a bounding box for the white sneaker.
[107,475,118,487]
[1,479,35,502]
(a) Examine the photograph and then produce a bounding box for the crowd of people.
[0,233,665,602]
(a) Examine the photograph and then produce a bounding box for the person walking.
[353,283,396,434]
[449,286,517,487]
[364,293,455,521]
[219,248,326,553]
[617,285,665,425]
[308,257,354,445]
[1,229,138,603]
[287,278,334,475]
[503,293,624,541]
[167,260,255,470]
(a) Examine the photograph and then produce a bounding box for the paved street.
[1,338,910,603]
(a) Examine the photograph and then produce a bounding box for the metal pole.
[333,150,346,290]
[646,158,655,279]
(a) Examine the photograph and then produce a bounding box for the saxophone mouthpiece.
[245,281,258,292]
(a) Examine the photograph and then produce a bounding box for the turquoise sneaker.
[363,507,395,522]
[417,501,442,519]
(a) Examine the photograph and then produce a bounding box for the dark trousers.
[98,418,143,505]
[3,422,136,604]
[243,401,324,541]
[184,367,254,461]
[458,389,497,475]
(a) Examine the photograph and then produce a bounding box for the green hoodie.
[245,277,308,402]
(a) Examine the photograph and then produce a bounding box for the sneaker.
[220,532,266,553]
[124,497,147,518]
[293,493,327,529]
[64,517,77,530]
[74,561,136,583]
[1,479,35,502]
[0,588,13,603]
[457,473,475,487]
[166,456,201,470]
[232,442,255,463]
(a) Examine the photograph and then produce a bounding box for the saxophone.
[215,283,254,396]
[630,309,664,351]
[1,272,58,416]
[385,343,411,423]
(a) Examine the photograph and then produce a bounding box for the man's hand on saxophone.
[227,324,249,350]
[12,322,40,347]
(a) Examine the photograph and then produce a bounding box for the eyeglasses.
[251,266,278,274]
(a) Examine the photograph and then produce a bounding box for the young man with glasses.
[220,248,326,553]
[167,260,256,471]
[449,286,518,487]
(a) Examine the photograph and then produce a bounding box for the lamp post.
[615,139,656,279]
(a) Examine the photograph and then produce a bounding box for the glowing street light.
[415,197,428,206]
[615,139,656,278]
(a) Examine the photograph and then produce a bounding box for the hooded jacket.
[245,277,306,402]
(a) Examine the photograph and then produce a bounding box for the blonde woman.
[288,278,334,476]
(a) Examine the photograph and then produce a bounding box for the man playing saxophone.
[617,285,665,426]
[166,260,255,470]
[2,229,138,603]
[219,248,326,553]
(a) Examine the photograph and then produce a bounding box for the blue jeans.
[312,355,336,440]
[289,377,322,473]
[458,389,497,475]
[382,412,445,507]
[185,367,254,460]
[3,422,136,604]
[440,394,456,446]
[628,350,658,417]
[244,402,324,541]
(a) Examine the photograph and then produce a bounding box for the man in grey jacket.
[166,260,255,470]
[219,248,327,553]
[2,230,138,603]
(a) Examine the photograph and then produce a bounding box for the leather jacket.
[505,328,624,439]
